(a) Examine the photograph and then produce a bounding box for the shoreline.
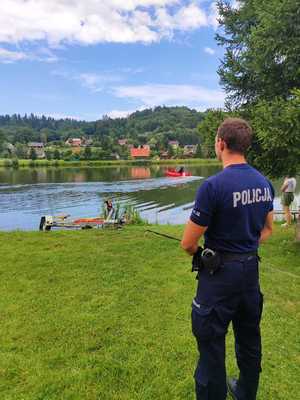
[0,158,220,169]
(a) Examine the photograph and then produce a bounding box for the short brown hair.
[217,118,252,154]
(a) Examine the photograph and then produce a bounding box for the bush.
[3,159,12,167]
[11,158,19,169]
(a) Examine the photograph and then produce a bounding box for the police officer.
[181,118,274,400]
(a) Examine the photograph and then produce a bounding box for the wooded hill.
[0,106,205,148]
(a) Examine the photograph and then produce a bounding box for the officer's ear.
[219,138,226,152]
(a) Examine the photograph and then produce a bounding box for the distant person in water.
[177,166,184,174]
[281,175,297,226]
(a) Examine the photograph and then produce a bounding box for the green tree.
[15,143,27,159]
[45,150,52,160]
[53,149,61,160]
[83,146,92,160]
[0,129,5,152]
[62,149,73,161]
[93,148,106,160]
[246,90,300,177]
[167,144,175,158]
[29,147,37,160]
[195,144,203,159]
[216,0,300,106]
[198,109,228,158]
[40,128,49,144]
[15,127,36,144]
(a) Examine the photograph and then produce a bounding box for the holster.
[201,249,222,275]
[192,247,222,276]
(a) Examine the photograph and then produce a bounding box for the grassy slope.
[0,225,299,400]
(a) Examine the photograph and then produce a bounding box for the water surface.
[0,165,298,230]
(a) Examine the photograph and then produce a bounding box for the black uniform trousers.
[191,255,263,400]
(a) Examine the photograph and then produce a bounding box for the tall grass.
[101,200,145,225]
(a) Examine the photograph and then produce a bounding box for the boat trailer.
[39,214,125,231]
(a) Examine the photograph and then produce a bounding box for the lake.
[0,165,298,230]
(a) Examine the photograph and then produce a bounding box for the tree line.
[0,106,205,160]
[199,0,300,178]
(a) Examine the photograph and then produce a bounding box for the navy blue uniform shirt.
[190,164,274,253]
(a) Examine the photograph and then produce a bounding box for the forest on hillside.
[0,107,204,146]
[0,106,207,160]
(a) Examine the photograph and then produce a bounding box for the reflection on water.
[0,165,298,230]
[131,167,151,179]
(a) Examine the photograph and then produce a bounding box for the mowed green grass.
[0,225,299,399]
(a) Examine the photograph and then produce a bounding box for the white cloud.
[53,69,125,92]
[0,0,217,47]
[204,46,215,55]
[0,47,27,63]
[106,109,136,119]
[113,83,225,109]
[106,105,147,119]
[78,72,122,92]
[175,3,208,30]
[232,0,241,9]
[155,2,208,37]
[208,1,219,30]
[34,47,59,63]
[0,45,59,63]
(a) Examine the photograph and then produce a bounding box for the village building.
[160,150,169,159]
[130,145,151,159]
[27,142,45,158]
[111,153,120,160]
[118,139,128,146]
[168,140,179,149]
[6,143,15,155]
[65,138,82,147]
[183,144,198,157]
[65,138,87,154]
[83,138,93,146]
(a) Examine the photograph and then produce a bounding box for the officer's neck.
[222,152,247,169]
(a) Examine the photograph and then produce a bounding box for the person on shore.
[281,175,297,227]
[181,118,274,400]
[104,199,114,220]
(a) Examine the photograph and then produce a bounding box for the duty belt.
[219,251,258,263]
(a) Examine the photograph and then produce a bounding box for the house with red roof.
[130,145,151,159]
[65,138,82,147]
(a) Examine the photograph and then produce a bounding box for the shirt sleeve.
[267,180,275,212]
[190,180,217,227]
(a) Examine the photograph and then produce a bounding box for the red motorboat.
[165,168,192,177]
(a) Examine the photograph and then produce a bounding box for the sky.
[0,0,236,121]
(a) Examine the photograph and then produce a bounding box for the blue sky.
[0,0,233,121]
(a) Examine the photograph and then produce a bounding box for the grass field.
[0,225,299,399]
[0,158,220,169]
